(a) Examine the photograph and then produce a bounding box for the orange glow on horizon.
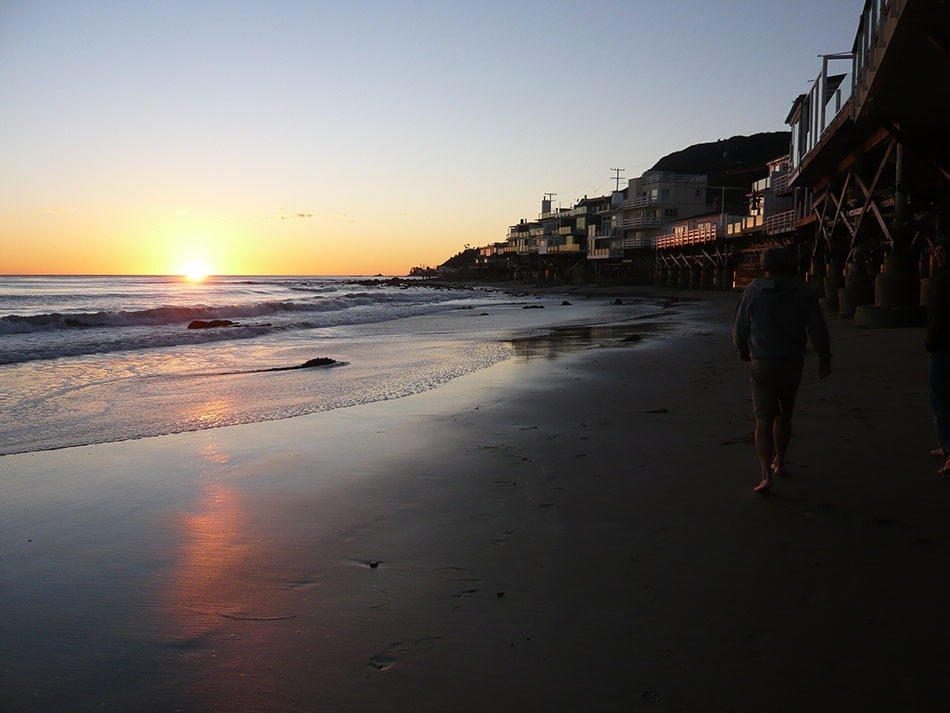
[0,204,479,276]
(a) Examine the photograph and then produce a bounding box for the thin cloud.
[255,209,318,222]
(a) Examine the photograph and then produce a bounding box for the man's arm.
[806,295,832,379]
[926,272,946,353]
[732,294,751,361]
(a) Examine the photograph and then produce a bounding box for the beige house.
[615,171,708,251]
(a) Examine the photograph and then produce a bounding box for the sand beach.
[2,287,949,712]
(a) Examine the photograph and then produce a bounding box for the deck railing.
[620,216,661,229]
[621,235,655,249]
[655,224,719,250]
[770,170,794,195]
[586,247,624,260]
[623,195,674,209]
[764,210,795,236]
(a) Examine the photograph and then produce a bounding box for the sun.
[180,261,211,283]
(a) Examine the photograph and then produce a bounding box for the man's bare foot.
[753,478,772,493]
[931,447,945,458]
[938,457,950,475]
[770,462,788,477]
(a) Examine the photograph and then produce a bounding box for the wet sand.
[2,289,950,712]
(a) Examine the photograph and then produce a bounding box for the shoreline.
[0,286,672,457]
[3,289,950,711]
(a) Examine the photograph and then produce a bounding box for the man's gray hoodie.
[732,276,831,361]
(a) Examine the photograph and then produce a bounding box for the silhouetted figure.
[926,235,950,474]
[733,247,832,493]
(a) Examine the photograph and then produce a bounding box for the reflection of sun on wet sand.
[174,482,253,631]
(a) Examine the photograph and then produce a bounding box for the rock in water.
[298,357,337,369]
[188,319,236,329]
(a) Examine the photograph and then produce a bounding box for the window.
[664,209,678,218]
[661,188,670,199]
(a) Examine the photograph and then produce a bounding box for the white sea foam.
[0,275,661,455]
[0,276,511,364]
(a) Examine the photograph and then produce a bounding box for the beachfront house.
[617,171,708,250]
[584,170,710,281]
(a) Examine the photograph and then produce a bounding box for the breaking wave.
[0,291,457,335]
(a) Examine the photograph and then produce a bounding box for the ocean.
[0,275,650,456]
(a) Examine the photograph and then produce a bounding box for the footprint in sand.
[369,644,403,671]
[490,529,516,545]
[369,637,446,672]
[433,566,482,600]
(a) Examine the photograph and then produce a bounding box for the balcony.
[770,169,794,195]
[764,210,795,236]
[851,0,902,120]
[587,247,624,260]
[727,214,765,236]
[655,223,719,250]
[790,55,853,172]
[620,215,661,229]
[639,171,707,185]
[621,235,655,249]
[623,195,673,210]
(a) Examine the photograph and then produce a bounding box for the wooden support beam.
[812,187,835,252]
[829,171,857,241]
[850,138,896,250]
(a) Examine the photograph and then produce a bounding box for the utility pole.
[707,185,750,241]
[708,185,748,219]
[611,168,625,192]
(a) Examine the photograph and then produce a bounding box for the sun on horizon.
[180,261,212,283]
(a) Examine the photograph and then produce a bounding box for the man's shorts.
[750,356,805,420]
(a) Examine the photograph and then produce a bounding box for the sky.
[0,0,864,276]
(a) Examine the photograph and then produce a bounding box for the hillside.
[650,131,790,212]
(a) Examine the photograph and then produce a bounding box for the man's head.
[761,247,795,276]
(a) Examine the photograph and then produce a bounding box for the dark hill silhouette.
[650,131,790,212]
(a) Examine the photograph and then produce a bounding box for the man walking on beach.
[926,235,950,474]
[733,247,832,493]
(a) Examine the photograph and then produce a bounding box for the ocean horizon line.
[0,272,407,279]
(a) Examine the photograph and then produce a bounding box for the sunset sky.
[1,1,862,276]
